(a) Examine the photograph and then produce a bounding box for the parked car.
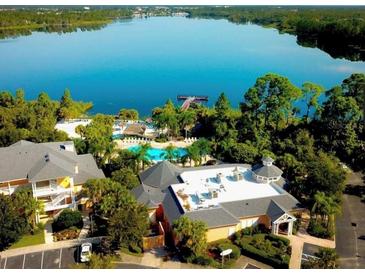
[80,242,92,262]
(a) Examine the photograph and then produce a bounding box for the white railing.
[0,186,18,195]
[44,192,73,211]
[33,185,71,197]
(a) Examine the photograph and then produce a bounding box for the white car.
[80,242,92,262]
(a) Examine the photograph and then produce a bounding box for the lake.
[0,16,364,116]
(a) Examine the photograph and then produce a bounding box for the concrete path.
[0,237,103,258]
[78,215,90,239]
[285,230,335,269]
[44,221,54,244]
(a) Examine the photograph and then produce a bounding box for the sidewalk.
[0,237,103,258]
[44,221,54,244]
[78,214,91,239]
[285,230,335,269]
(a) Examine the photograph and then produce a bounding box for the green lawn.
[9,229,45,249]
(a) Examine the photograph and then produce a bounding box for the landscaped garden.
[52,209,83,241]
[233,227,291,269]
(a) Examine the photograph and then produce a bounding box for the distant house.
[0,140,105,221]
[132,158,304,243]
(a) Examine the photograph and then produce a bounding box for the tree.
[82,114,115,167]
[173,216,208,261]
[12,188,44,233]
[178,109,197,138]
[57,89,93,121]
[118,108,139,121]
[163,144,178,162]
[227,141,258,164]
[301,82,324,123]
[0,194,28,251]
[107,149,137,174]
[52,209,83,232]
[152,100,178,137]
[305,248,339,269]
[304,152,346,199]
[111,168,139,190]
[83,178,110,205]
[186,144,201,166]
[133,143,151,171]
[241,73,302,133]
[108,205,149,250]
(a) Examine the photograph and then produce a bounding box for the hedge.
[52,209,83,232]
[265,234,290,246]
[240,242,289,269]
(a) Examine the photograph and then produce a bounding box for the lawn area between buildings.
[9,229,45,249]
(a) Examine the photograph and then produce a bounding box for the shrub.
[265,234,290,246]
[193,255,214,266]
[129,242,142,254]
[217,242,241,260]
[52,209,83,232]
[240,242,289,269]
[307,219,333,239]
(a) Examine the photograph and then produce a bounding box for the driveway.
[336,172,365,268]
[1,247,78,269]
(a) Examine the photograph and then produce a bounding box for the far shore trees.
[118,108,139,121]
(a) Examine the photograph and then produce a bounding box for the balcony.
[0,185,19,195]
[33,185,71,197]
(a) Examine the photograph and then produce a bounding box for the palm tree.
[163,144,177,162]
[314,248,338,269]
[186,145,200,167]
[179,110,196,138]
[13,188,44,232]
[134,143,151,171]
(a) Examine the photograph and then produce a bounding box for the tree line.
[183,6,365,61]
[0,8,133,39]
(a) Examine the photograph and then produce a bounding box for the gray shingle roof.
[266,200,286,221]
[0,140,104,183]
[252,164,283,177]
[139,161,182,189]
[220,193,302,221]
[131,184,165,208]
[185,207,239,228]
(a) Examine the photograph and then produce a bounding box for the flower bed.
[53,226,81,241]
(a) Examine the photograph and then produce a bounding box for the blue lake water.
[0,16,364,116]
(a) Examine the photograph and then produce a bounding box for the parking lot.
[1,247,78,269]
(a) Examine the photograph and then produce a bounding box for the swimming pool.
[128,145,187,162]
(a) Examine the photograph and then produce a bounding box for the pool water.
[128,145,187,161]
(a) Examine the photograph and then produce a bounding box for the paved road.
[115,263,156,269]
[336,172,365,268]
[1,247,78,269]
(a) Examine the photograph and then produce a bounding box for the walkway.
[44,221,54,244]
[284,225,335,269]
[0,237,103,258]
[78,214,91,239]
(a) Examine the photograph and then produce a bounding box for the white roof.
[170,166,282,212]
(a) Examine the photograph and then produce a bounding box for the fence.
[142,222,165,251]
